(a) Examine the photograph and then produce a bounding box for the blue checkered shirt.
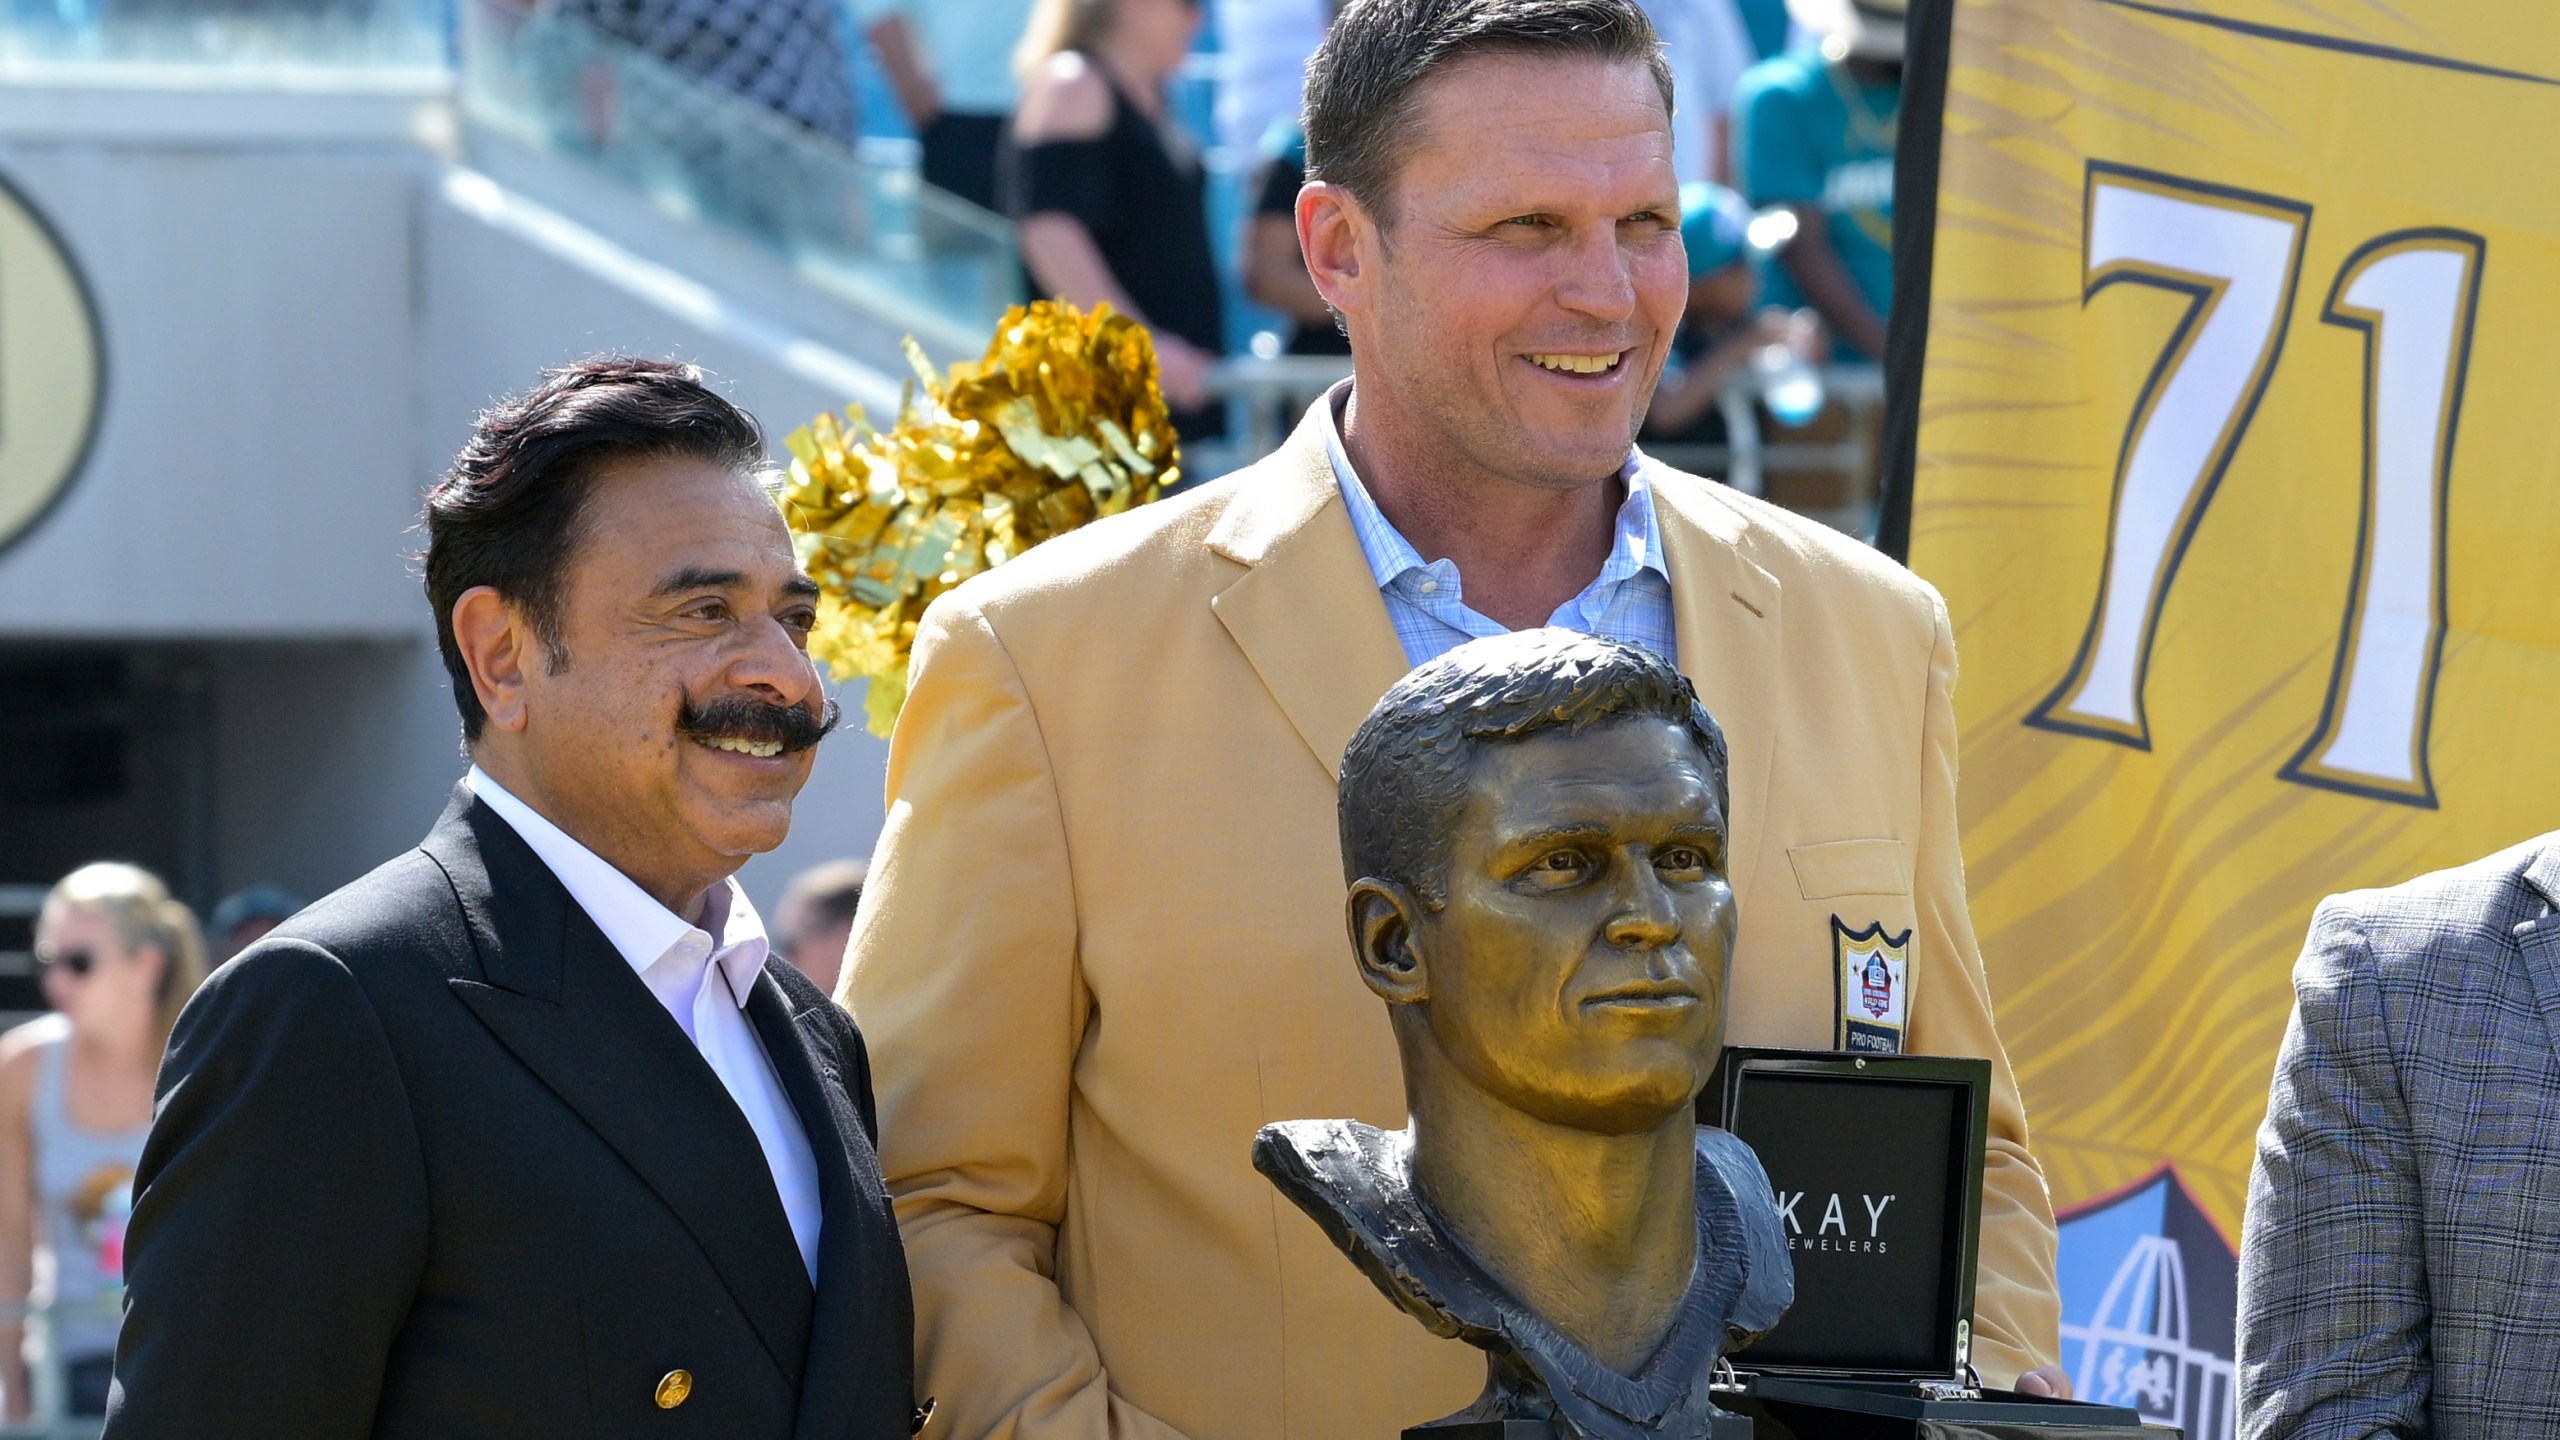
[1316,387,1679,668]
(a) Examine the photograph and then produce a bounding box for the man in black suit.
[105,357,919,1439]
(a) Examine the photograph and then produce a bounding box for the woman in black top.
[1007,0,1226,439]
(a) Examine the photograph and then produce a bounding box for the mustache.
[677,692,842,754]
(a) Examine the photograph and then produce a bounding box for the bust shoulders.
[1254,1119,1795,1439]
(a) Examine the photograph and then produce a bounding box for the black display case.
[1698,1048,2176,1440]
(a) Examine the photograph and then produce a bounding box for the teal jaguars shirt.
[1733,49,1899,358]
[1732,0,1792,60]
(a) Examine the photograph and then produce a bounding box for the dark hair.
[1303,0,1674,223]
[778,857,870,945]
[1339,631,1726,905]
[422,357,771,742]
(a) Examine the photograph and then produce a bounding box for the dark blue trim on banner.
[1870,0,1956,564]
[2093,0,2560,89]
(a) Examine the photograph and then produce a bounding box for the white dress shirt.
[1317,384,1679,668]
[467,768,823,1281]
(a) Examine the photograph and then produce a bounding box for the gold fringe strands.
[780,300,1183,735]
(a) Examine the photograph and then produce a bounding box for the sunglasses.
[33,947,97,979]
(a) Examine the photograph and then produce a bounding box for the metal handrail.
[1186,356,1886,504]
[454,0,1022,349]
[0,5,443,73]
[0,1297,115,1439]
[1649,363,1886,503]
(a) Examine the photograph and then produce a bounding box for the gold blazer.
[846,412,2061,1440]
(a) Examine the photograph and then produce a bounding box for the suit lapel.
[1207,411,1412,779]
[1649,474,1783,903]
[426,795,816,1387]
[2512,837,2560,1062]
[744,974,891,1440]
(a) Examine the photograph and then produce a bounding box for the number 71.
[2025,162,2485,808]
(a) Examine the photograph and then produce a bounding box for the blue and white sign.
[2056,1168,2236,1440]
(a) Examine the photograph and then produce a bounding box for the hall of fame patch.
[1832,917,1911,1054]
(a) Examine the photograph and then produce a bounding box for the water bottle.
[1752,338,1825,428]
[1741,210,1827,427]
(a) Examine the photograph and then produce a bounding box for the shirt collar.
[1313,381,1669,594]
[1598,460,1670,590]
[465,767,769,1008]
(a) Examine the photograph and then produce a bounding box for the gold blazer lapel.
[1207,413,1411,779]
[1652,473,1783,903]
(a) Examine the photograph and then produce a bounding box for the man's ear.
[449,586,535,736]
[1297,181,1376,321]
[1348,877,1430,1006]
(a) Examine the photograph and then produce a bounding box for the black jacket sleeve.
[104,940,430,1439]
[842,1011,880,1147]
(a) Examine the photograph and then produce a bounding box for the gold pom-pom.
[781,300,1183,735]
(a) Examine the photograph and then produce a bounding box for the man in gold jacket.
[845,0,2064,1433]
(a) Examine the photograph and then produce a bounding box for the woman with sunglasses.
[0,863,206,1420]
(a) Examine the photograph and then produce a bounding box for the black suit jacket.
[104,788,917,1440]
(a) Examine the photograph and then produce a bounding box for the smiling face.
[1316,51,1685,488]
[1369,716,1736,1135]
[471,454,829,903]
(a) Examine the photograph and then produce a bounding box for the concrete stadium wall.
[0,74,902,921]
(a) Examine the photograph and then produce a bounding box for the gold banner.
[1908,0,2560,1245]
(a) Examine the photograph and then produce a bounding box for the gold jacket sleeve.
[1912,585,2062,1385]
[844,598,1194,1440]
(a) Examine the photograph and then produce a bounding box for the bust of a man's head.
[1338,629,1736,1137]
[1260,631,1784,1440]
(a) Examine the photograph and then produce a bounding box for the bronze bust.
[1254,631,1790,1440]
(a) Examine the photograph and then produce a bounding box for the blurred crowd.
[0,854,863,1429]
[0,0,1903,1420]
[562,0,1901,503]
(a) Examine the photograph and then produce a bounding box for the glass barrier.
[0,0,445,71]
[456,0,1019,342]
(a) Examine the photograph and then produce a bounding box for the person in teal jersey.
[1732,0,1792,58]
[1732,0,1901,360]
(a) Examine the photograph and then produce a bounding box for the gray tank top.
[29,1020,149,1362]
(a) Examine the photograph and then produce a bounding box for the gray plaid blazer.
[2238,830,2560,1440]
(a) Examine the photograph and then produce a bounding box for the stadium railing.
[0,1297,117,1439]
[454,0,1021,351]
[1192,357,1885,517]
[0,0,441,72]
